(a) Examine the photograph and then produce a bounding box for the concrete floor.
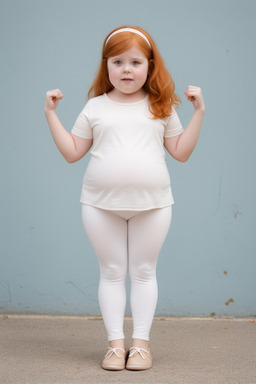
[0,315,255,384]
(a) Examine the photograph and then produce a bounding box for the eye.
[114,60,122,65]
[132,61,141,66]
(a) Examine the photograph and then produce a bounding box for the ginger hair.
[88,26,181,119]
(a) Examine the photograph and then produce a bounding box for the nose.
[123,64,131,73]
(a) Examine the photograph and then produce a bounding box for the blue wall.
[1,0,255,316]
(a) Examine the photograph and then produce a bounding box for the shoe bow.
[104,347,125,359]
[128,347,150,360]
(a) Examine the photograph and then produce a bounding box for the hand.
[44,89,63,112]
[184,86,205,112]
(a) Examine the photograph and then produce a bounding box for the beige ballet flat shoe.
[126,347,152,370]
[101,347,126,371]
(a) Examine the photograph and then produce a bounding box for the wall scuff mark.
[225,298,234,306]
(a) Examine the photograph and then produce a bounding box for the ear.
[148,59,154,75]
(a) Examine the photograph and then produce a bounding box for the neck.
[107,89,147,103]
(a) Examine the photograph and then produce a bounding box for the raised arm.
[164,86,205,162]
[44,89,92,163]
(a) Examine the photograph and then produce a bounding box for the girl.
[44,25,205,371]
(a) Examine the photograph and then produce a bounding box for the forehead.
[110,45,147,59]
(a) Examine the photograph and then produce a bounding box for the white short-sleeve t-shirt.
[71,93,184,211]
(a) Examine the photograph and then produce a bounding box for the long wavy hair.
[88,25,181,119]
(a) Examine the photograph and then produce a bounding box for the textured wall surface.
[0,0,255,316]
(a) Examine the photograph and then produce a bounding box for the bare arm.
[44,89,92,163]
[164,86,205,162]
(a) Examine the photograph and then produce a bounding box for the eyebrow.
[111,56,144,61]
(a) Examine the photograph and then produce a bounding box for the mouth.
[121,78,133,82]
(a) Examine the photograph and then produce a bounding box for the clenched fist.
[184,86,205,112]
[44,89,64,113]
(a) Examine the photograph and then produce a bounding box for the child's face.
[107,45,149,99]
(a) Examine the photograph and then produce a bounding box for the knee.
[129,262,156,282]
[101,263,127,282]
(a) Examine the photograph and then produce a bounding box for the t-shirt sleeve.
[71,102,93,139]
[164,108,184,138]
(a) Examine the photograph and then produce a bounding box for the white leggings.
[82,204,172,341]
